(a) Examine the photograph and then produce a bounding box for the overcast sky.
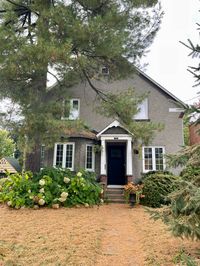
[141,0,200,104]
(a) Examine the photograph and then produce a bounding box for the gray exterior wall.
[43,137,100,176]
[43,72,184,177]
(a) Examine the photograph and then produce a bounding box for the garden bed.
[0,204,199,265]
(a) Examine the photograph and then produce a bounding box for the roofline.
[96,120,133,138]
[136,68,187,108]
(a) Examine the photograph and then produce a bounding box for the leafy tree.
[0,0,162,171]
[0,129,15,159]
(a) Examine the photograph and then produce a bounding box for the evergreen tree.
[0,0,162,171]
[151,24,200,241]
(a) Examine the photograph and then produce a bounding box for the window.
[41,145,45,159]
[101,66,109,75]
[53,143,75,170]
[134,98,148,120]
[143,146,165,172]
[61,99,80,120]
[85,145,95,171]
[69,99,80,120]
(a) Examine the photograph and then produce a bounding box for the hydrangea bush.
[0,168,102,209]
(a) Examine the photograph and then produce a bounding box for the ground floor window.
[142,146,165,172]
[54,143,75,170]
[85,145,95,171]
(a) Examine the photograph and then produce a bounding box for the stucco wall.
[44,72,184,177]
[43,137,101,176]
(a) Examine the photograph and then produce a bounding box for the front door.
[107,143,126,185]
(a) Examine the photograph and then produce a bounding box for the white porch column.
[100,138,106,175]
[126,138,133,175]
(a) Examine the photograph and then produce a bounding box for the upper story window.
[61,99,80,120]
[101,66,109,75]
[53,143,75,171]
[142,146,165,172]
[134,98,148,120]
[85,144,95,171]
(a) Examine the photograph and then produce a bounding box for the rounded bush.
[141,172,179,208]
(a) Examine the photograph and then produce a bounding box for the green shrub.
[141,172,179,208]
[0,168,102,208]
[180,165,200,181]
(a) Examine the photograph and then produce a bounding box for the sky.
[141,0,200,104]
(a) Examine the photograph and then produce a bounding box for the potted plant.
[124,182,144,207]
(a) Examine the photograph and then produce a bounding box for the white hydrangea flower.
[58,197,66,202]
[77,172,82,177]
[29,195,34,199]
[39,188,45,193]
[28,189,31,193]
[39,179,45,186]
[38,198,45,206]
[60,192,68,198]
[63,177,70,184]
[7,201,12,206]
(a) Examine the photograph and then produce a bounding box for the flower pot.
[129,193,136,207]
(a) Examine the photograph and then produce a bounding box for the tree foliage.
[97,88,164,144]
[0,0,162,170]
[0,129,15,159]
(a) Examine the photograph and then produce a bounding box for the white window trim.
[53,142,75,171]
[85,144,95,172]
[142,146,165,173]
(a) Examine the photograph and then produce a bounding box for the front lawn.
[0,204,199,266]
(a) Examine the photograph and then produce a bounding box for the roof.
[0,157,21,173]
[97,120,133,138]
[136,68,187,108]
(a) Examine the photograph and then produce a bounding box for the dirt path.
[0,204,199,266]
[96,205,145,266]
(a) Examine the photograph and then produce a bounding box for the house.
[189,122,200,145]
[41,69,186,187]
[0,157,21,176]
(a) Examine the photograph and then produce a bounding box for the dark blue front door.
[107,144,126,185]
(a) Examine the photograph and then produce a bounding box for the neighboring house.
[42,69,186,187]
[0,157,21,176]
[189,122,200,145]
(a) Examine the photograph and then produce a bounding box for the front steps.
[104,187,126,203]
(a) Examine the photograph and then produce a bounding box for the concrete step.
[104,187,126,203]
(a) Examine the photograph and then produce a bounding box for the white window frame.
[85,144,95,172]
[53,142,75,171]
[142,146,165,173]
[134,98,148,120]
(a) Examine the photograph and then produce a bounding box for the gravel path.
[0,204,199,266]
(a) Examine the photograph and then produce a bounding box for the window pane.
[144,147,153,170]
[56,144,63,167]
[66,144,73,168]
[155,148,164,170]
[86,146,93,169]
[134,98,148,120]
[69,99,79,120]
